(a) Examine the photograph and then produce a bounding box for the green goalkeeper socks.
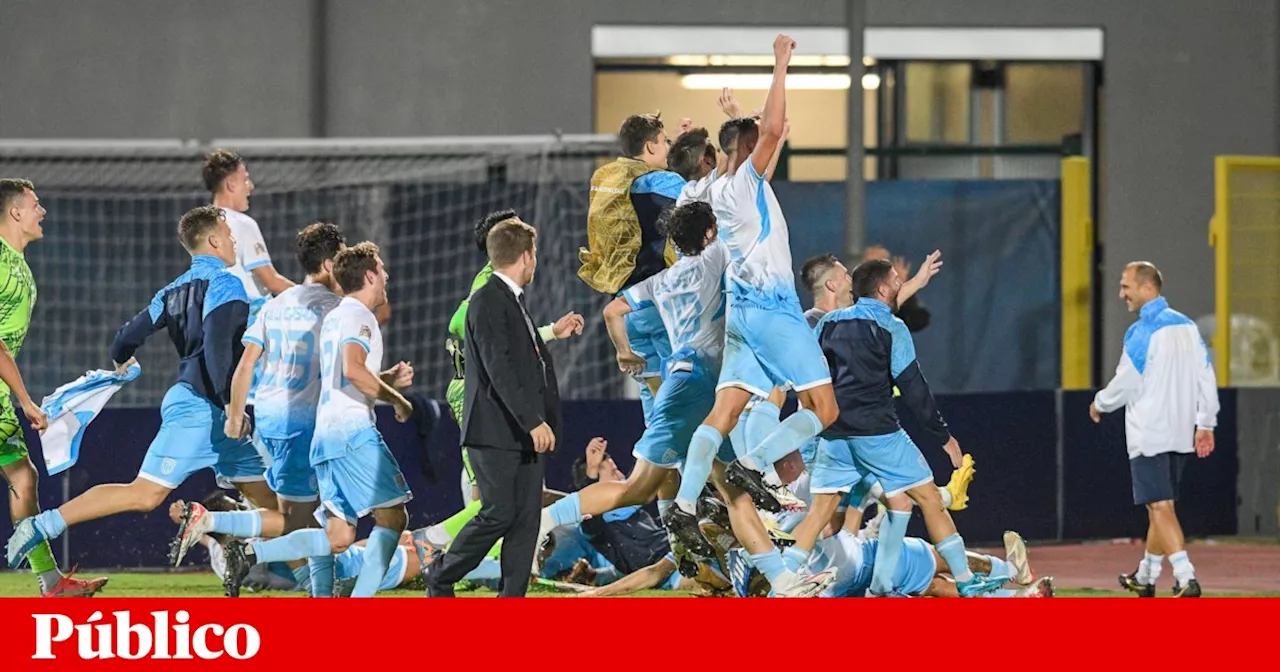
[442,499,482,539]
[28,541,62,593]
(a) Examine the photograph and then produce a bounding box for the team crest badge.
[359,325,371,339]
[254,242,266,255]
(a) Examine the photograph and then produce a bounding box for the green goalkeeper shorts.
[446,378,476,487]
[0,390,28,468]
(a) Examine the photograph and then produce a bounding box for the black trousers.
[427,446,545,597]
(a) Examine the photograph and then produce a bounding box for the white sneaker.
[534,509,556,573]
[170,502,214,567]
[770,567,838,597]
[1003,530,1034,585]
[858,507,887,541]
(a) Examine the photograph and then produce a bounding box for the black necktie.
[516,292,544,369]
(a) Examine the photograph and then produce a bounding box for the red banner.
[0,597,1272,669]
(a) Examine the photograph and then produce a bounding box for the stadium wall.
[1,392,1243,569]
[1,0,1276,394]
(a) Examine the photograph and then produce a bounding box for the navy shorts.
[1130,452,1191,505]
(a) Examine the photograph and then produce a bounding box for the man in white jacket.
[1090,261,1218,598]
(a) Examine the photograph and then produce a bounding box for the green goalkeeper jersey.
[0,237,36,360]
[448,262,494,343]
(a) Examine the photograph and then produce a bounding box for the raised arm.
[896,250,943,308]
[749,34,794,177]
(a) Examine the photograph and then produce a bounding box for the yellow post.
[1210,156,1231,386]
[1060,157,1093,390]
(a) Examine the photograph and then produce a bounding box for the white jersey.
[315,297,384,445]
[676,169,717,207]
[709,161,796,308]
[243,284,342,439]
[223,209,274,312]
[622,239,729,371]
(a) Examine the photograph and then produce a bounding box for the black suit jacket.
[462,275,562,452]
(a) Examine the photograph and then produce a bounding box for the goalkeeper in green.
[0,179,107,596]
[447,209,583,502]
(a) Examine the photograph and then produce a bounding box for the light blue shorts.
[860,538,938,596]
[313,427,412,526]
[333,544,408,592]
[138,384,266,490]
[718,301,831,397]
[633,361,734,468]
[846,430,934,497]
[809,437,883,506]
[625,302,673,380]
[260,431,318,502]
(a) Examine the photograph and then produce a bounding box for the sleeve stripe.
[339,337,371,353]
[243,260,272,271]
[242,335,265,348]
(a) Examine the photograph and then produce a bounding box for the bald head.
[1119,261,1163,312]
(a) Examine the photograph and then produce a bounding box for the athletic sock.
[747,409,824,467]
[351,526,398,597]
[744,401,781,452]
[749,549,788,583]
[781,546,810,573]
[544,491,583,529]
[1138,552,1164,585]
[936,533,974,583]
[1169,550,1195,584]
[28,542,61,593]
[251,528,331,564]
[676,425,722,510]
[441,499,483,539]
[207,510,264,538]
[33,509,68,540]
[869,510,911,594]
[985,555,1012,581]
[308,555,335,597]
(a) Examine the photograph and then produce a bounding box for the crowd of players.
[1,32,1054,598]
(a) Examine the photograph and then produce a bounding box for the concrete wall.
[1,0,1277,377]
[1236,389,1280,537]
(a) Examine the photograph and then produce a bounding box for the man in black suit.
[427,217,563,597]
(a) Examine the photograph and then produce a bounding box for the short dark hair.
[333,241,381,294]
[801,253,842,296]
[1127,261,1163,291]
[718,117,758,157]
[486,219,537,267]
[667,128,714,179]
[296,222,346,275]
[850,258,894,299]
[618,113,664,157]
[0,178,34,214]
[475,209,518,255]
[177,205,224,252]
[571,455,591,488]
[202,148,243,193]
[660,202,716,257]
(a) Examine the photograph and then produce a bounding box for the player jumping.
[6,206,278,570]
[0,179,107,596]
[169,223,347,595]
[220,243,415,597]
[581,112,687,421]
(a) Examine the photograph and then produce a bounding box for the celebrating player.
[6,206,277,570]
[169,223,347,594]
[581,112,687,420]
[0,179,107,596]
[204,149,294,319]
[448,209,583,504]
[803,258,982,596]
[220,242,415,598]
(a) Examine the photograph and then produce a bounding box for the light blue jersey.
[622,239,730,374]
[243,284,342,439]
[809,531,937,598]
[709,161,796,309]
[313,296,383,461]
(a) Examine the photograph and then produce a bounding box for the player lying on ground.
[6,206,281,571]
[168,223,348,595]
[0,179,107,596]
[447,209,583,504]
